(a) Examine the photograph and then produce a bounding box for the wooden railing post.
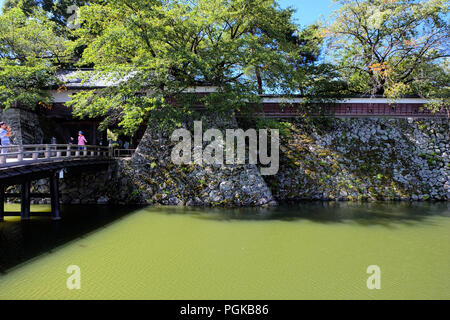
[109,142,113,158]
[45,144,50,159]
[32,146,38,160]
[17,145,24,162]
[67,145,72,157]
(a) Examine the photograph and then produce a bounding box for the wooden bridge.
[0,144,114,221]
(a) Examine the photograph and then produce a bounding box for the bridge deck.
[0,144,115,221]
[0,146,114,183]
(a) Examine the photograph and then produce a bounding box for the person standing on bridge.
[0,122,12,154]
[78,131,87,151]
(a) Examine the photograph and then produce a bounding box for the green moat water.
[0,202,449,299]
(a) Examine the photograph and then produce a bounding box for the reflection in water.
[154,201,450,225]
[0,202,449,300]
[0,202,448,273]
[0,205,143,273]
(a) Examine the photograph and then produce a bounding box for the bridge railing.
[0,144,113,166]
[114,149,136,158]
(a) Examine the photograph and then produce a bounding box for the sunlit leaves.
[68,0,329,133]
[325,0,449,102]
[0,6,69,109]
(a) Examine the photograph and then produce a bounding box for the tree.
[3,0,102,67]
[324,0,449,104]
[0,6,69,109]
[67,0,331,135]
[2,0,96,29]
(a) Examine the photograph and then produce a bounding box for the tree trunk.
[255,66,263,95]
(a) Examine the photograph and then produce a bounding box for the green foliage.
[324,0,449,112]
[254,117,292,138]
[418,123,427,131]
[3,0,96,28]
[419,152,442,166]
[65,0,335,134]
[130,189,140,200]
[107,129,118,141]
[0,6,69,110]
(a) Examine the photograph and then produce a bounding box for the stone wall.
[0,108,44,144]
[124,115,276,207]
[4,111,449,206]
[6,161,145,205]
[0,107,99,145]
[265,118,450,201]
[58,161,145,204]
[6,114,276,207]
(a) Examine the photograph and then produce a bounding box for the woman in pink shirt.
[78,131,87,151]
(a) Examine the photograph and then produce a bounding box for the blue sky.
[0,0,339,24]
[278,0,339,26]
